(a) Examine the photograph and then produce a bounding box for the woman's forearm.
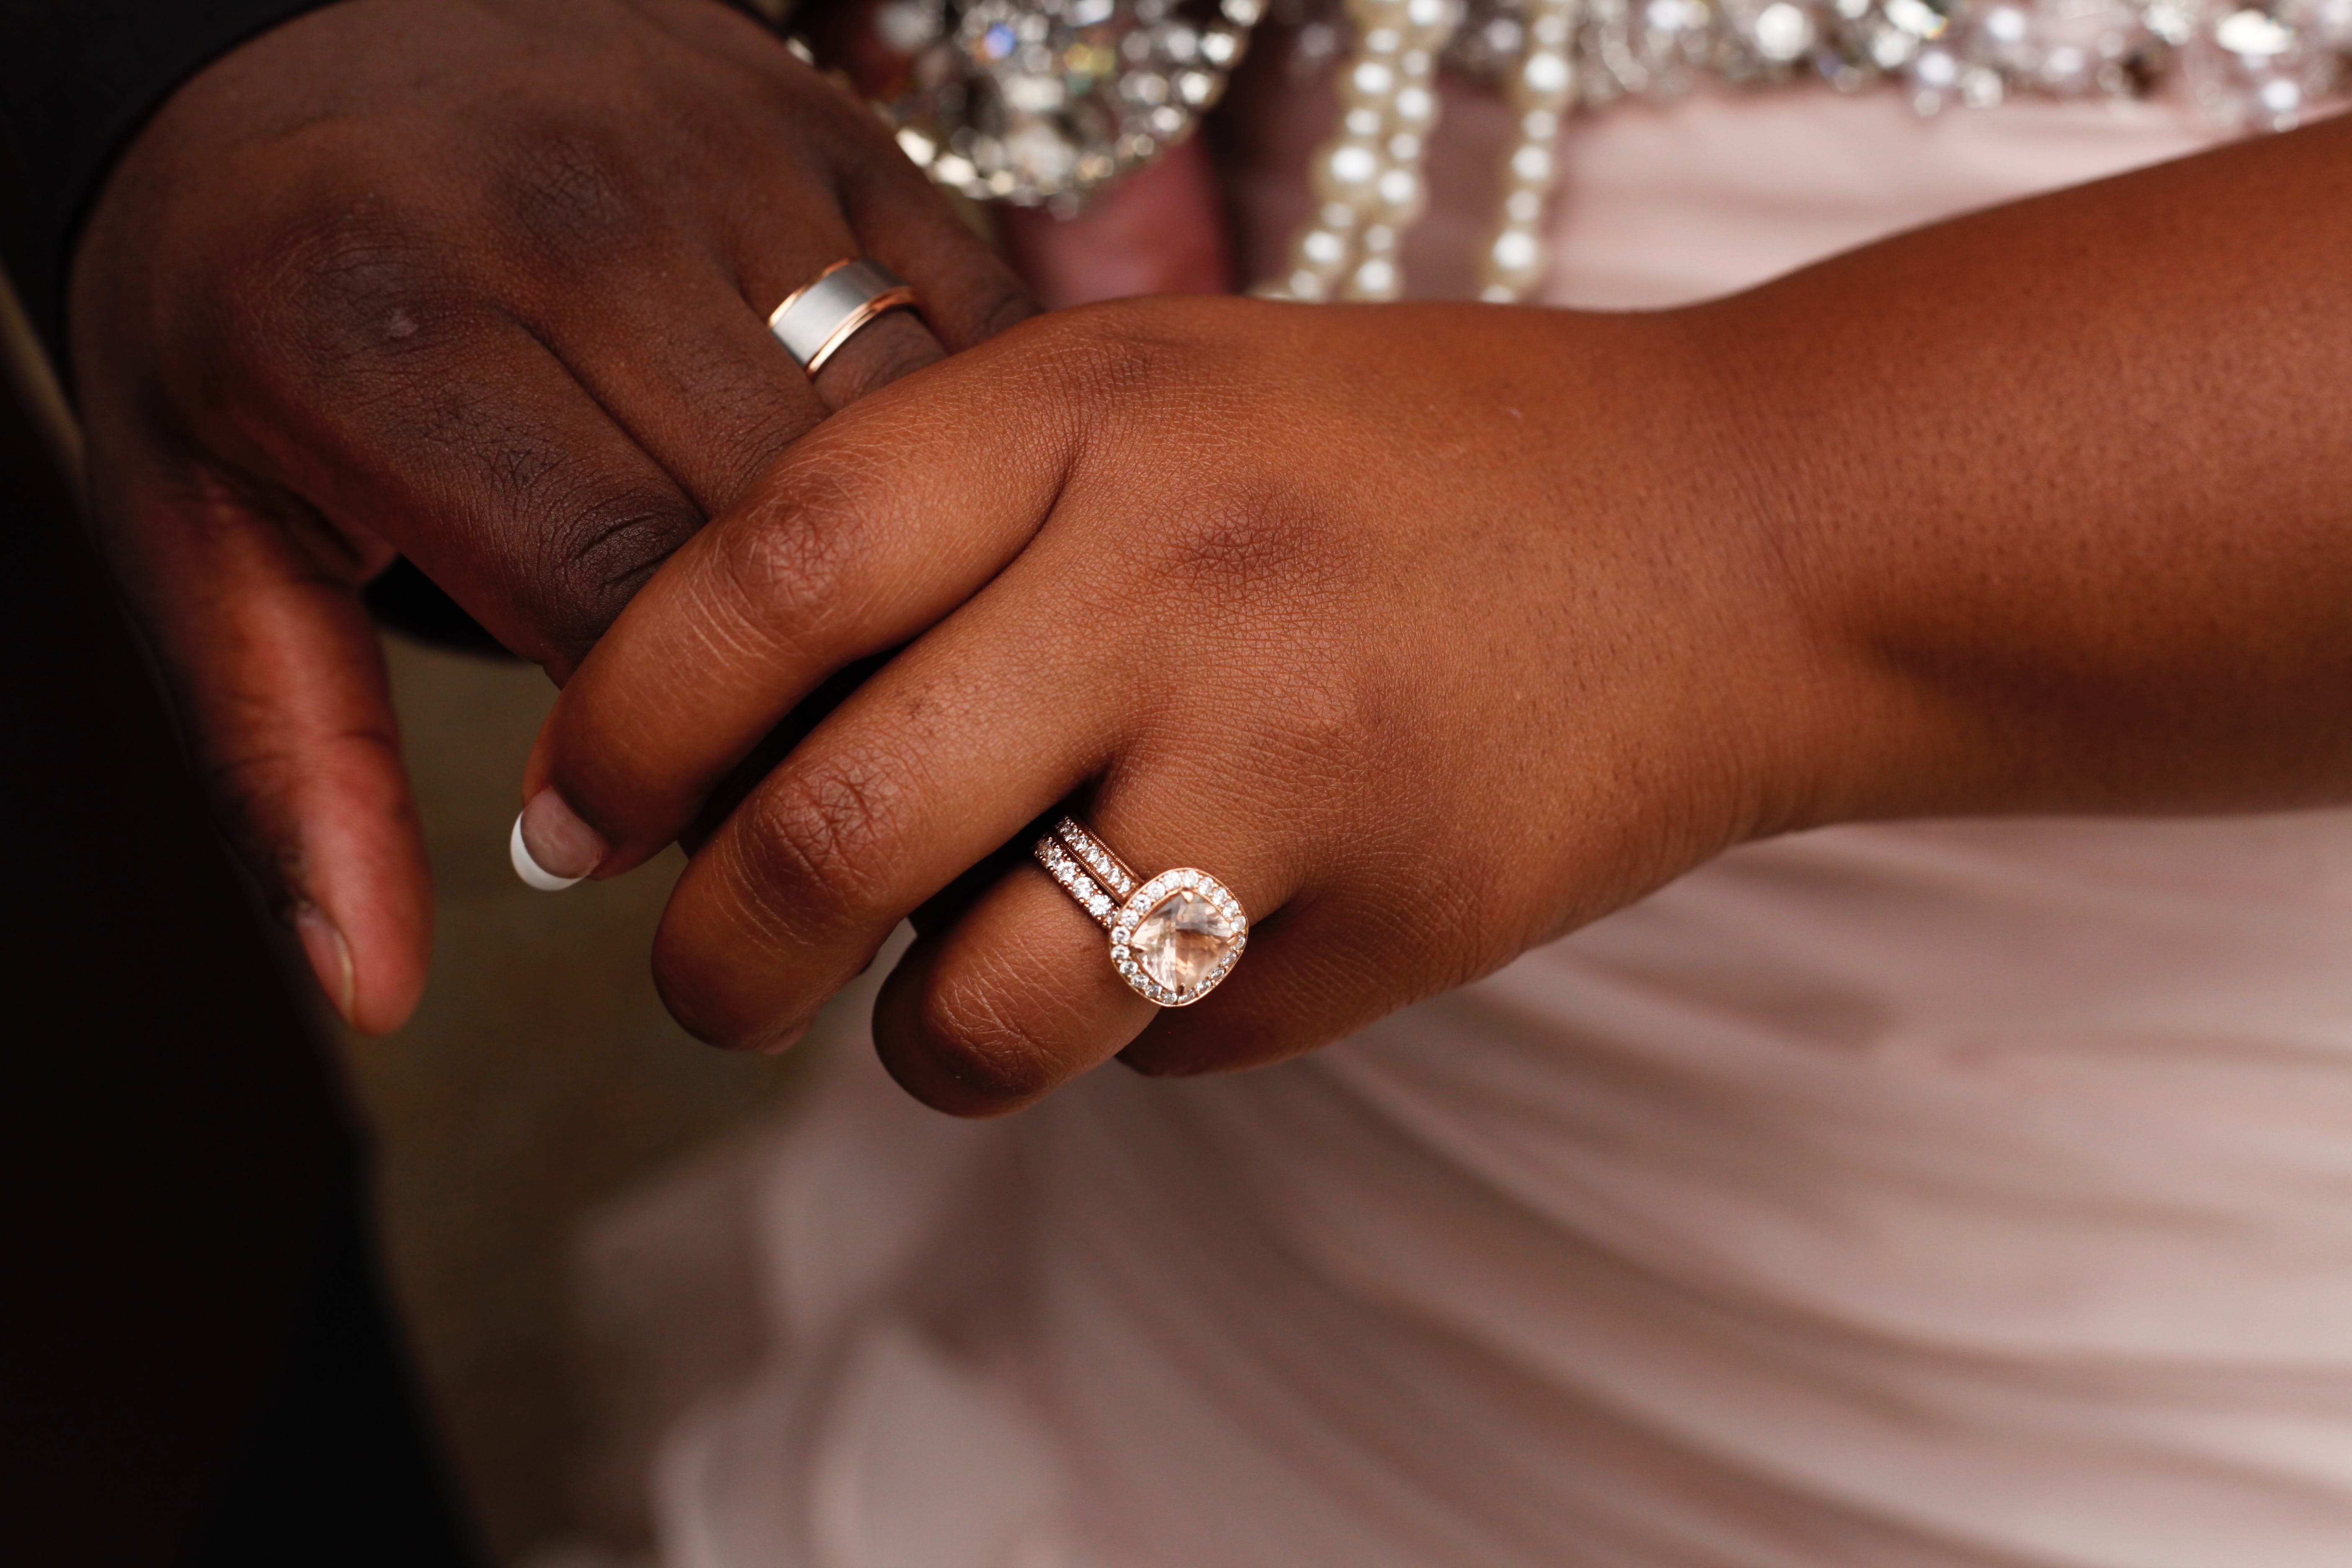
[1687,112,2352,828]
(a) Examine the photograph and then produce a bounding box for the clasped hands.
[71,0,1861,1115]
[515,297,1841,1114]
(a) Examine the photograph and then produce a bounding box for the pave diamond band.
[1033,815,1248,1006]
[767,258,919,375]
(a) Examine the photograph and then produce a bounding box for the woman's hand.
[70,0,1034,1030]
[519,296,1841,1112]
[524,112,2352,1114]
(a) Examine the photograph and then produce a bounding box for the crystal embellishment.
[1439,0,2350,129]
[875,0,1263,210]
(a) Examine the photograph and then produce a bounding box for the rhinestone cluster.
[1267,0,2352,302]
[1442,0,2352,131]
[835,0,2344,297]
[880,0,1265,209]
[1110,869,1249,1005]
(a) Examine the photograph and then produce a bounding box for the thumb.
[105,464,432,1034]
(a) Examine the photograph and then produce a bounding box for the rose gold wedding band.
[766,258,919,376]
[1033,815,1248,1008]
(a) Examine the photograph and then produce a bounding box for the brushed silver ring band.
[767,259,918,376]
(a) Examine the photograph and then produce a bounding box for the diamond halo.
[1032,818,1249,1007]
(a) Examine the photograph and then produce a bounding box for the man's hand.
[69,0,1033,1030]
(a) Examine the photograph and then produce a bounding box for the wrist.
[1549,304,1887,854]
[1665,292,2006,843]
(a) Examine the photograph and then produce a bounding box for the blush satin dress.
[579,86,2352,1568]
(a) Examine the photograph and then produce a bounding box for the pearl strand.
[1257,0,1461,302]
[1478,0,1579,302]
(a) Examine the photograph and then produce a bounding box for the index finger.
[518,314,1089,880]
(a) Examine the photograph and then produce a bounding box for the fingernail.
[294,902,357,1024]
[512,789,605,891]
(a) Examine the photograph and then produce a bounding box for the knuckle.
[1056,304,1189,408]
[707,460,871,643]
[198,725,405,897]
[486,119,656,274]
[244,202,469,380]
[535,479,703,650]
[732,753,904,938]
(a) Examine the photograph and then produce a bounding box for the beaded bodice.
[846,0,2340,297]
[1447,0,2346,126]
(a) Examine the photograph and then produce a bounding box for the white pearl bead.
[1376,165,1422,214]
[1522,49,1572,95]
[1491,228,1540,274]
[1328,140,1380,184]
[1311,139,1383,205]
[1347,60,1398,101]
[1348,256,1399,297]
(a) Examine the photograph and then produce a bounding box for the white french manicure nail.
[511,810,586,891]
[514,787,609,889]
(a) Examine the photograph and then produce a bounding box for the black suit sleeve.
[0,0,345,366]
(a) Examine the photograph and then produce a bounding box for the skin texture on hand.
[525,111,2352,1117]
[525,297,1816,1111]
[67,0,1034,1030]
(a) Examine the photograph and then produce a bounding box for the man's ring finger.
[767,259,921,377]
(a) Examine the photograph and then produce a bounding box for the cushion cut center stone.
[1131,888,1238,993]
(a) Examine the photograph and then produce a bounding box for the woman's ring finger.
[1034,814,1249,1006]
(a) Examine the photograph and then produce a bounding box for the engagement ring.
[1033,815,1248,1006]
